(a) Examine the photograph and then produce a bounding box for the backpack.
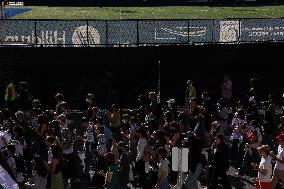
[13,154,27,173]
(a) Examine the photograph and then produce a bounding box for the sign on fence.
[240,19,284,42]
[1,19,284,46]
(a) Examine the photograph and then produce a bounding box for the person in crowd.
[11,125,27,156]
[17,81,33,111]
[6,144,25,188]
[239,120,262,177]
[167,99,178,121]
[48,144,64,189]
[33,154,49,189]
[81,117,96,174]
[97,134,107,157]
[221,75,232,105]
[137,94,148,121]
[0,120,12,151]
[2,75,284,189]
[270,134,284,189]
[193,114,206,148]
[5,79,17,112]
[188,97,204,130]
[155,147,169,189]
[55,102,69,117]
[251,145,272,189]
[109,103,121,138]
[183,131,203,189]
[149,92,163,123]
[110,138,119,164]
[202,92,213,132]
[230,110,245,165]
[186,80,197,102]
[86,93,97,121]
[118,141,130,189]
[218,99,228,134]
[208,133,231,189]
[104,152,119,189]
[54,93,65,114]
[58,114,81,183]
[135,128,149,188]
[136,128,148,163]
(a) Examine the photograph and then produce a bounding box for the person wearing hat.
[270,134,284,189]
[251,145,272,189]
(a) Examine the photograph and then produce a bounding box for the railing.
[1,18,284,47]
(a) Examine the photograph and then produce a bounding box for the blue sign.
[107,21,137,46]
[240,19,284,42]
[138,20,188,44]
[0,20,35,45]
[1,19,284,47]
[188,20,213,43]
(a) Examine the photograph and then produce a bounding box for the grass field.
[7,5,284,19]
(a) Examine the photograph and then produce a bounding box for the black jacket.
[210,143,229,173]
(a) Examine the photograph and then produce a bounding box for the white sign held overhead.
[172,147,179,172]
[171,147,189,172]
[181,148,189,172]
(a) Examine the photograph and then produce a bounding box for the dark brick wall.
[0,44,283,109]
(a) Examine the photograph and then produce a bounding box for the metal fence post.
[211,19,214,44]
[87,19,89,47]
[238,18,241,44]
[187,20,190,44]
[136,20,139,47]
[34,20,37,47]
[105,20,108,47]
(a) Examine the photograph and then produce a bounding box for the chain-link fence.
[0,19,284,47]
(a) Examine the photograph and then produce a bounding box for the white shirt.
[258,156,272,182]
[275,145,284,170]
[136,138,147,162]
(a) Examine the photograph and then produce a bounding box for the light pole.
[157,60,161,104]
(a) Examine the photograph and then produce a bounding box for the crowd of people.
[0,75,284,189]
